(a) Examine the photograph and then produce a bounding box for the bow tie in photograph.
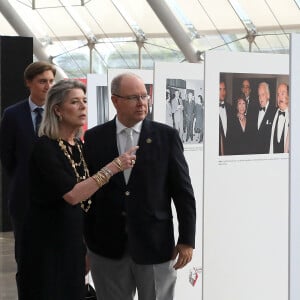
[219,103,225,108]
[259,107,266,112]
[278,111,285,117]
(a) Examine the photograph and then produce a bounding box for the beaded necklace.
[57,138,92,212]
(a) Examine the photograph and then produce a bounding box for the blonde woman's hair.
[39,79,86,139]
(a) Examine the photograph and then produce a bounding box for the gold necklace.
[57,138,92,212]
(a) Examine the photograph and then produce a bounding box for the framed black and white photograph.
[204,51,289,300]
[218,72,289,156]
[154,61,204,300]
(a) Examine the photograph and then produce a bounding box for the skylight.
[165,0,200,39]
[294,0,300,9]
[228,0,257,34]
[111,0,146,40]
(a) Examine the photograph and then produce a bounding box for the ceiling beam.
[146,0,201,63]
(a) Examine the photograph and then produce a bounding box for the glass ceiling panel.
[177,0,244,34]
[194,0,245,31]
[0,13,17,35]
[112,0,167,37]
[238,0,300,30]
[84,1,135,37]
[1,0,299,78]
[173,0,220,34]
[15,0,89,9]
[8,0,51,38]
[38,8,86,38]
[266,0,300,24]
[228,0,256,34]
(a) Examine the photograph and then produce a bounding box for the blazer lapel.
[22,99,37,142]
[106,119,127,187]
[126,119,154,185]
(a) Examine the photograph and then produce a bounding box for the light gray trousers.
[88,249,177,300]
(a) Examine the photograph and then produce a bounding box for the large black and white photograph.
[154,61,204,300]
[166,78,204,144]
[219,72,289,156]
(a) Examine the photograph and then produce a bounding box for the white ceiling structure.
[0,0,299,77]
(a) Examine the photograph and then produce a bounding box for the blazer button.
[125,191,130,196]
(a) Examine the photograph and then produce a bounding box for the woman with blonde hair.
[19,79,137,299]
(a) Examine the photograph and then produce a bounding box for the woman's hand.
[107,145,139,174]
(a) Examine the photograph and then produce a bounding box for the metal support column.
[146,0,200,63]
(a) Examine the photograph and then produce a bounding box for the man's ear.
[25,79,32,89]
[111,95,118,110]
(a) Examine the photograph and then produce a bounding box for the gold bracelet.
[92,169,110,187]
[102,166,113,178]
[112,157,123,171]
[91,173,104,188]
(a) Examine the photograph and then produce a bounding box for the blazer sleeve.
[0,108,17,175]
[168,129,196,248]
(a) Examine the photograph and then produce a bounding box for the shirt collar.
[260,101,269,112]
[115,117,143,134]
[28,97,45,112]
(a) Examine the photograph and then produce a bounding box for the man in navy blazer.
[84,72,196,300]
[0,61,56,294]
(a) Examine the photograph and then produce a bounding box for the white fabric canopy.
[0,0,298,76]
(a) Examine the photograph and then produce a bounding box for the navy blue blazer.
[0,99,36,221]
[83,118,196,264]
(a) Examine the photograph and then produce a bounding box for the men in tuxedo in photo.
[171,89,184,142]
[166,88,174,127]
[194,94,204,143]
[219,79,233,155]
[184,91,196,142]
[241,79,259,123]
[252,82,276,154]
[269,83,289,153]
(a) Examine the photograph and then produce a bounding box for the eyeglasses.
[113,94,150,102]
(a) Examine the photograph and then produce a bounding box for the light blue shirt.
[28,97,45,132]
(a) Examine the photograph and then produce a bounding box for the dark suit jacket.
[251,103,277,154]
[219,102,233,155]
[245,96,259,125]
[0,99,36,222]
[229,116,254,155]
[83,118,196,264]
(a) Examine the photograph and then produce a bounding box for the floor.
[0,232,17,300]
[0,232,96,300]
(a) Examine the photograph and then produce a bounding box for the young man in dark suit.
[0,61,56,295]
[84,72,196,300]
[241,79,259,123]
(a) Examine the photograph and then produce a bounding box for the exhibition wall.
[203,51,289,300]
[86,44,297,300]
[289,33,300,300]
